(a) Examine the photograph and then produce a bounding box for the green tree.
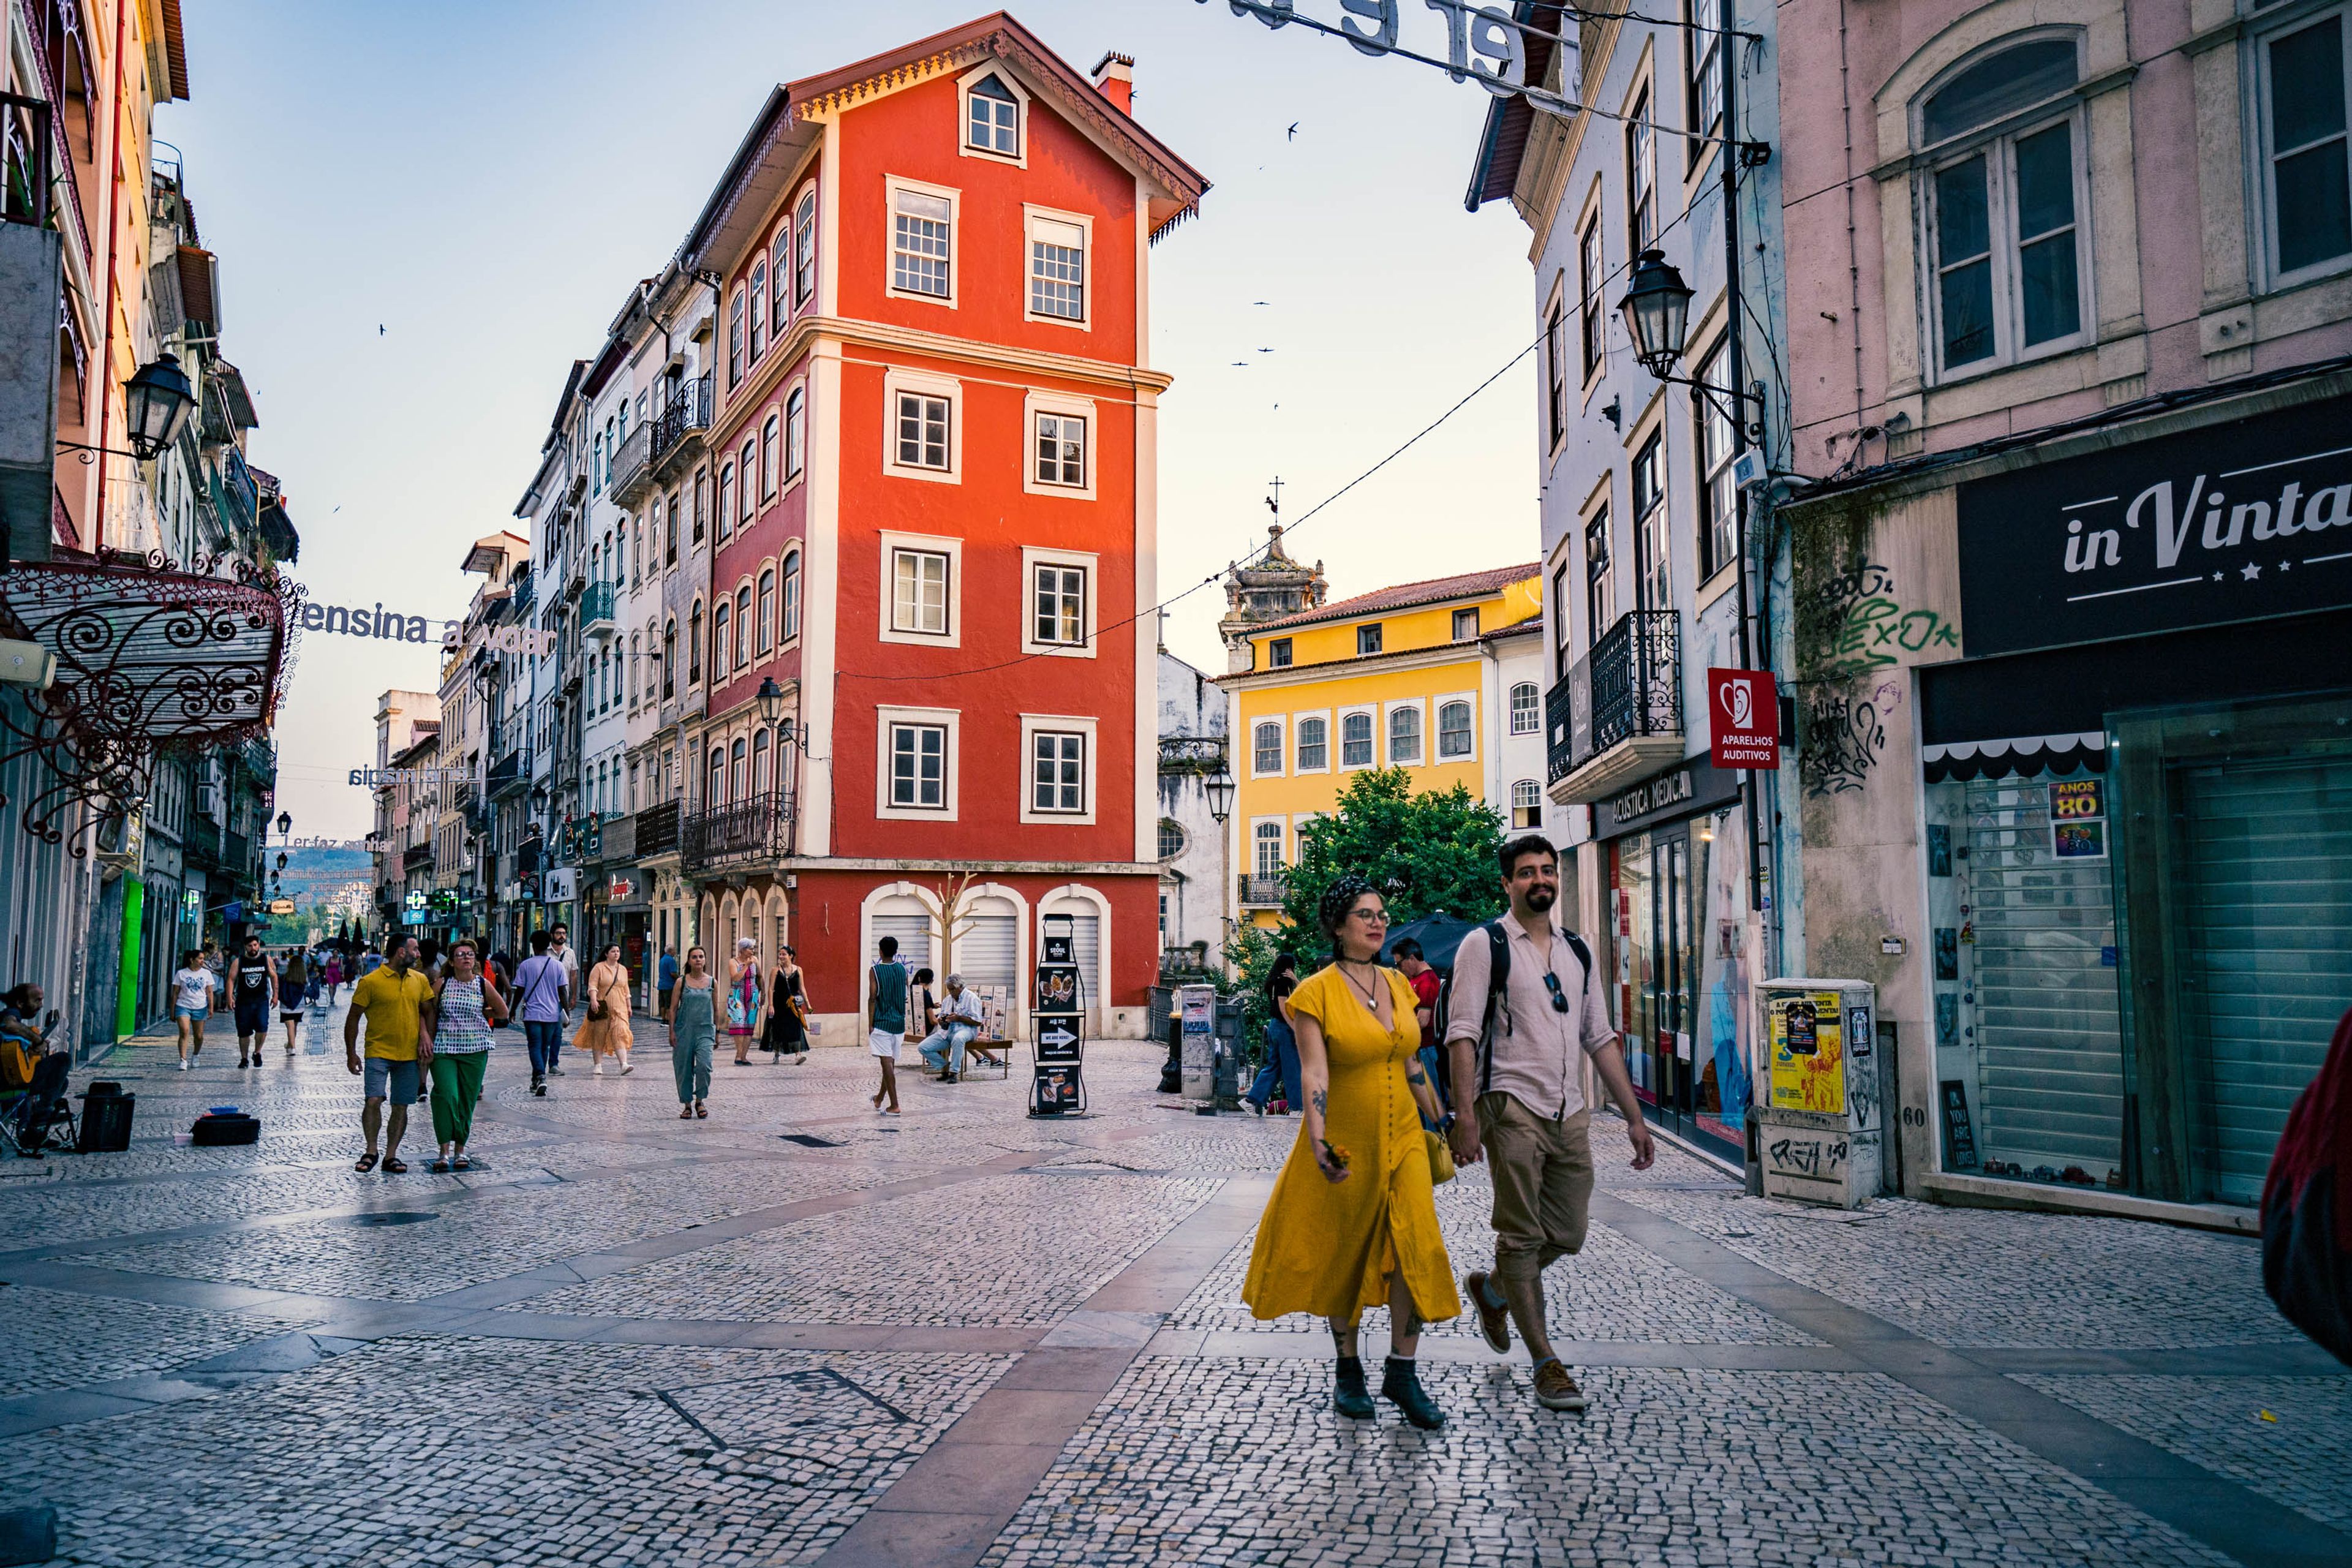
[1227,767,1506,1055]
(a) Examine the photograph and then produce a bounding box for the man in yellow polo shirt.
[345,935,436,1174]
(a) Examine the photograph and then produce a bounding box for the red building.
[676,13,1207,1039]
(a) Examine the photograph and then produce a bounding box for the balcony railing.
[635,799,679,859]
[600,812,636,865]
[509,571,535,617]
[403,842,433,872]
[683,791,793,871]
[610,419,655,505]
[1237,872,1286,908]
[579,581,616,639]
[1547,609,1685,802]
[650,374,714,480]
[486,748,525,797]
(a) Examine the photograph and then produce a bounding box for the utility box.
[1176,983,1217,1103]
[1755,979,1881,1208]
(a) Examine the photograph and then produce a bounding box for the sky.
[157,0,1545,839]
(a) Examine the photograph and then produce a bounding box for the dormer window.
[968,74,1019,155]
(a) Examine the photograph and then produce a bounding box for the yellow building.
[1220,561,1544,929]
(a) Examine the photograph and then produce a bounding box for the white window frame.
[1434,692,1478,763]
[1543,271,1570,453]
[1292,708,1332,774]
[884,175,960,307]
[1511,778,1543,829]
[1250,816,1287,876]
[1019,712,1098,824]
[878,530,963,649]
[876,705,960,821]
[1020,545,1098,658]
[1022,390,1098,499]
[1023,204,1093,330]
[1913,51,2093,384]
[2252,4,2352,291]
[958,62,1030,167]
[1338,704,1377,771]
[1509,680,1541,736]
[1251,715,1286,780]
[782,380,807,489]
[883,368,962,484]
[1385,698,1427,766]
[780,548,803,647]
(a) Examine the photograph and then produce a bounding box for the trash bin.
[1754,979,1880,1208]
[76,1084,134,1153]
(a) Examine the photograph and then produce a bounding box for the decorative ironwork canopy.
[0,549,298,850]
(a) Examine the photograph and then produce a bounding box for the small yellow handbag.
[1425,1127,1457,1185]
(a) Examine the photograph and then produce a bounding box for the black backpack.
[1467,919,1594,1096]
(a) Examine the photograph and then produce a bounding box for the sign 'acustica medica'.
[1956,396,2352,658]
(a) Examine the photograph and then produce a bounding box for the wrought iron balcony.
[1237,872,1286,909]
[403,842,434,872]
[508,570,535,617]
[486,748,526,797]
[683,790,793,871]
[650,374,714,480]
[1547,609,1685,804]
[635,799,679,860]
[579,581,616,640]
[600,812,636,865]
[610,420,655,505]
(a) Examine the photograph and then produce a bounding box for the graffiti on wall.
[1795,552,1953,797]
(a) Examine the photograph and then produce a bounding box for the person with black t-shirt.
[227,935,277,1069]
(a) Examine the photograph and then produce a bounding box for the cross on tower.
[1265,475,1283,521]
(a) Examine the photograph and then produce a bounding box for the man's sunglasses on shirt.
[1541,972,1572,1014]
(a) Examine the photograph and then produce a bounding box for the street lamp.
[1618,250,1695,380]
[755,676,786,729]
[123,353,198,461]
[1204,761,1235,825]
[276,810,292,838]
[276,852,288,870]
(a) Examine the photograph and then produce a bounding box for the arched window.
[1157,818,1185,859]
[628,632,639,705]
[1296,715,1327,771]
[662,620,677,699]
[770,227,791,338]
[1918,37,2085,375]
[781,551,802,641]
[1389,706,1422,764]
[688,603,703,683]
[1509,682,1540,735]
[717,463,735,541]
[760,414,779,501]
[794,189,817,306]
[748,260,767,360]
[665,492,679,564]
[1341,710,1374,768]
[1253,721,1282,774]
[735,586,753,668]
[728,288,745,385]
[1438,699,1474,759]
[757,569,776,655]
[631,516,643,582]
[730,737,748,801]
[712,601,730,683]
[753,729,772,797]
[785,386,805,480]
[737,440,756,527]
[707,744,726,807]
[1510,779,1542,830]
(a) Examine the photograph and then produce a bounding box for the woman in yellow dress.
[1243,875,1459,1428]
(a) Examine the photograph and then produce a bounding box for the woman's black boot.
[1333,1356,1376,1419]
[1381,1357,1446,1430]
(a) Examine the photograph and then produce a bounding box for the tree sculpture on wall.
[923,871,982,980]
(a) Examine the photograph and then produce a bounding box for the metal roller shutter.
[957,913,1018,993]
[872,914,932,976]
[1068,913,1101,1025]
[2178,755,2352,1204]
[1967,776,2124,1176]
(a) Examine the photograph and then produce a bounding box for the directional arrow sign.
[1039,1023,1078,1050]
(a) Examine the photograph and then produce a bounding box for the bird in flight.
[378,325,385,336]
[1287,122,1299,139]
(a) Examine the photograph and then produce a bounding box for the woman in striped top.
[428,938,506,1174]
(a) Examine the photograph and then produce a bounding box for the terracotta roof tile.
[1251,562,1539,634]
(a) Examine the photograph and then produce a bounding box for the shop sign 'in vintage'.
[1957,395,2352,657]
[1707,667,1781,769]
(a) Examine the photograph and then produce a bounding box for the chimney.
[1091,50,1134,114]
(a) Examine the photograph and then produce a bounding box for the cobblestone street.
[3,1010,2346,1567]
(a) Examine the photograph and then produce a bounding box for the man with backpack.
[1444,833,1654,1413]
[513,929,573,1098]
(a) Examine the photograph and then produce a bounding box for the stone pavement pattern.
[0,1004,2343,1567]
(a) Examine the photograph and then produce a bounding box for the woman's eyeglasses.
[1541,972,1572,1014]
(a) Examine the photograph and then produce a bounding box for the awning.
[0,552,293,752]
[1921,731,2106,783]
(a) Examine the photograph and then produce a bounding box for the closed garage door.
[2179,754,2352,1204]
[872,913,932,975]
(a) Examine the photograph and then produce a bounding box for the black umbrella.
[1382,911,1488,974]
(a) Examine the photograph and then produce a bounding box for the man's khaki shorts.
[1479,1093,1594,1281]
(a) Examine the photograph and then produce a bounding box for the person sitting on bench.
[918,974,986,1082]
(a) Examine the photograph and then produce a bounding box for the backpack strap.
[1476,920,1512,1096]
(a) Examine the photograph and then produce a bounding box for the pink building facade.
[1774,0,2352,1220]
